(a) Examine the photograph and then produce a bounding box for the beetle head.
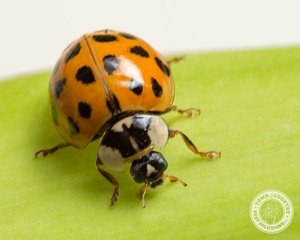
[130,151,168,188]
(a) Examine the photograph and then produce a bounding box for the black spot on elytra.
[76,66,95,84]
[155,57,170,76]
[93,35,117,42]
[112,94,121,111]
[106,100,113,114]
[103,55,119,75]
[65,43,81,63]
[106,94,121,115]
[54,79,66,98]
[130,46,149,58]
[119,32,136,39]
[129,79,143,95]
[67,116,79,135]
[78,101,92,119]
[151,78,163,97]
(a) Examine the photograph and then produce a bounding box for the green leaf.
[0,47,299,239]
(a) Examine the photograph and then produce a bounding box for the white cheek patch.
[146,164,157,177]
[129,136,139,151]
[111,117,133,132]
[147,116,169,149]
[98,146,125,172]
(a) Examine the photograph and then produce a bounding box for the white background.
[0,0,300,80]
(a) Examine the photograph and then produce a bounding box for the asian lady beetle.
[36,29,221,208]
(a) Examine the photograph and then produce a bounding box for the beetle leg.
[166,57,201,118]
[167,55,185,65]
[96,158,120,206]
[169,105,201,117]
[35,143,70,158]
[141,175,187,208]
[163,174,187,187]
[169,129,221,159]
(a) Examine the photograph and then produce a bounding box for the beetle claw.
[110,187,119,206]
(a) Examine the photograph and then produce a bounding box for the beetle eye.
[130,160,146,183]
[130,151,168,185]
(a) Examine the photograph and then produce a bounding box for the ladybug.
[36,29,221,208]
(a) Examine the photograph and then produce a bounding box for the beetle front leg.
[163,174,187,186]
[96,158,120,206]
[170,105,200,117]
[140,175,187,208]
[168,129,221,159]
[163,105,200,117]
